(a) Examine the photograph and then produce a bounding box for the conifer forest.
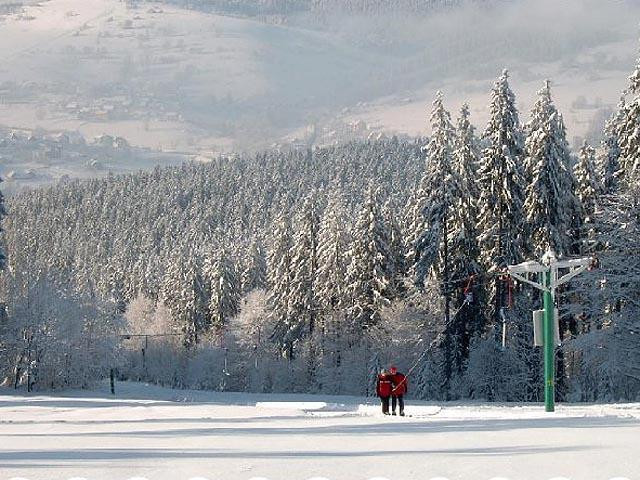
[2,22,640,405]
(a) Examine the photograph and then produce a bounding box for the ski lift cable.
[392,251,614,393]
[395,269,523,392]
[463,274,475,295]
[392,294,473,394]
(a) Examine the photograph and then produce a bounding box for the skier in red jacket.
[376,369,393,415]
[390,366,407,416]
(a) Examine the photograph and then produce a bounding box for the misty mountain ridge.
[0,0,638,190]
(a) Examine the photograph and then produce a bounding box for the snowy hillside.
[0,0,387,154]
[1,0,639,175]
[1,381,640,480]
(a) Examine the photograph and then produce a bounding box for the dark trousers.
[380,396,390,414]
[392,395,404,414]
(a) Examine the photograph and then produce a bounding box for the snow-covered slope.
[1,382,639,479]
[0,0,380,154]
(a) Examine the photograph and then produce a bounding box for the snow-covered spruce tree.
[454,103,480,203]
[477,69,526,314]
[382,198,407,295]
[345,185,394,335]
[451,103,484,361]
[268,210,295,358]
[205,248,240,332]
[617,48,640,185]
[597,97,626,195]
[523,80,579,258]
[413,93,483,395]
[414,92,459,288]
[403,173,430,274]
[288,194,320,339]
[413,94,459,392]
[574,141,601,252]
[522,81,581,400]
[461,334,530,401]
[160,253,208,349]
[563,141,604,345]
[315,190,350,370]
[130,255,157,302]
[287,193,321,385]
[240,236,267,295]
[591,177,640,324]
[97,257,127,313]
[0,176,5,271]
[565,174,640,400]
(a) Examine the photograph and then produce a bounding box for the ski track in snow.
[1,382,639,480]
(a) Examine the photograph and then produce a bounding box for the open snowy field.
[1,382,640,480]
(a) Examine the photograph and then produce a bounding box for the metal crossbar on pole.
[507,250,592,413]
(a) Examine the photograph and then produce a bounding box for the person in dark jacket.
[390,366,407,416]
[376,368,393,415]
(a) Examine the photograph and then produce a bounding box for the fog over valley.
[0,0,639,187]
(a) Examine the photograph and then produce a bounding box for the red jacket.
[392,373,408,396]
[376,374,393,397]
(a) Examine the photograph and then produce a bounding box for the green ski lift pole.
[543,268,555,412]
[507,250,593,413]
